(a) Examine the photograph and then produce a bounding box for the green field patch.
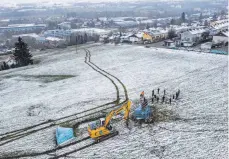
[5,74,75,83]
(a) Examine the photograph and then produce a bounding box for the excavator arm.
[88,100,132,140]
[104,100,132,127]
[104,110,115,127]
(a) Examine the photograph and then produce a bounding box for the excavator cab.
[88,118,105,130]
[100,118,112,130]
[100,118,105,126]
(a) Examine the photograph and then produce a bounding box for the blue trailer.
[132,105,152,123]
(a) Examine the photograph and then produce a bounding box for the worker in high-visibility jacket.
[140,91,148,109]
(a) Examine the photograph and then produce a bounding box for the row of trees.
[70,32,99,45]
[76,33,88,44]
[169,12,186,26]
[170,9,227,27]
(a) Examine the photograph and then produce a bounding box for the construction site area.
[0,43,228,159]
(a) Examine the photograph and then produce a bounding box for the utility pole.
[76,36,78,53]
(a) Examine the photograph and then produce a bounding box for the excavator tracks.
[96,131,119,143]
[51,132,119,159]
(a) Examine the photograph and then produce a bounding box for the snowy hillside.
[0,44,227,159]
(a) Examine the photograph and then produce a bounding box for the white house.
[119,33,142,43]
[120,35,130,43]
[210,20,228,32]
[212,31,228,45]
[180,28,207,46]
[209,20,228,36]
[129,34,142,43]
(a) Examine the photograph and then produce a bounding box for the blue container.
[134,105,152,120]
[56,126,75,145]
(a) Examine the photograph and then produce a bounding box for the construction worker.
[140,91,148,109]
[178,89,180,98]
[142,98,148,108]
[157,88,160,94]
[175,92,178,99]
[140,91,145,105]
[162,96,165,103]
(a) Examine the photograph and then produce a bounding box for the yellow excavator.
[88,100,131,142]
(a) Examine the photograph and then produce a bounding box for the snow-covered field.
[0,44,228,158]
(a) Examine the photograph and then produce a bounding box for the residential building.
[120,35,131,43]
[143,32,153,42]
[180,28,207,46]
[170,25,190,34]
[142,28,169,43]
[212,31,228,45]
[164,37,180,48]
[210,19,228,35]
[129,34,142,43]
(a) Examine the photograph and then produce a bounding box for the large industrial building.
[0,24,46,33]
